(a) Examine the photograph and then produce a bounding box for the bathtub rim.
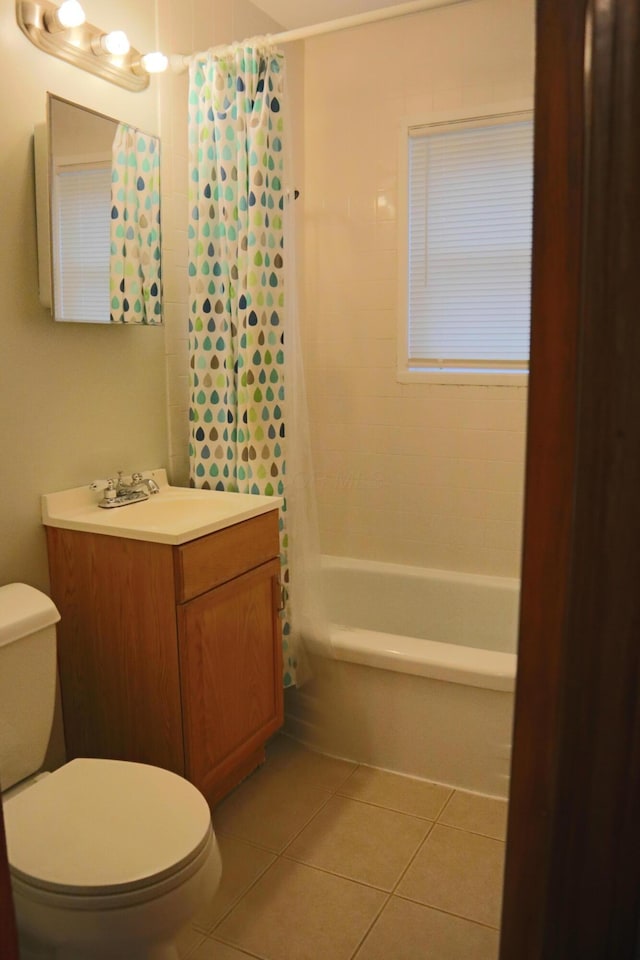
[331,624,516,692]
[319,554,519,693]
[321,553,521,592]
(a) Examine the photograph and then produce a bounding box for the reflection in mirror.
[44,95,162,325]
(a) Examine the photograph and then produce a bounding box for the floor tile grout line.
[208,792,342,934]
[194,850,277,935]
[330,752,510,813]
[188,934,268,960]
[329,757,459,824]
[434,819,508,843]
[331,760,363,795]
[181,930,208,960]
[348,890,393,960]
[332,789,445,824]
[266,734,361,789]
[335,758,456,796]
[208,942,264,960]
[388,818,437,896]
[208,928,271,960]
[208,828,278,856]
[277,850,403,894]
[207,853,392,960]
[213,825,281,854]
[331,758,364,786]
[435,787,458,821]
[392,890,502,931]
[279,790,340,851]
[207,852,310,935]
[388,822,505,928]
[214,784,336,858]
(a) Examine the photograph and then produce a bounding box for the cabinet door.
[46,527,184,774]
[177,558,283,804]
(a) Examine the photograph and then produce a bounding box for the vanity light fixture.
[16,0,168,91]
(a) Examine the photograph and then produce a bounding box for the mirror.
[35,95,162,325]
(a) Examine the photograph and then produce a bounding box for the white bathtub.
[284,556,519,798]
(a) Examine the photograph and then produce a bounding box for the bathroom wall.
[302,0,535,577]
[0,0,293,769]
[0,0,165,592]
[0,0,287,592]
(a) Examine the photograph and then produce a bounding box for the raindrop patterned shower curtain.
[109,124,162,324]
[188,44,298,685]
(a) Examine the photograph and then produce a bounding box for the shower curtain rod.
[178,0,470,66]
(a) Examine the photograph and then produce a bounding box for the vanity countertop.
[42,469,283,545]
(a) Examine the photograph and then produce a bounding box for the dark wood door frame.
[501,0,640,956]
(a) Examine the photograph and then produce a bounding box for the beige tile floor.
[178,735,507,960]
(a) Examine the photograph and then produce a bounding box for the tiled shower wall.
[302,0,535,577]
[158,0,535,576]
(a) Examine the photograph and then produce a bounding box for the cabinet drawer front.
[175,510,280,602]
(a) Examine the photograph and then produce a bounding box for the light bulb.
[57,1,85,27]
[102,30,130,56]
[44,0,85,32]
[140,51,169,74]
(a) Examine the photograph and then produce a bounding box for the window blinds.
[408,118,534,369]
[53,165,111,323]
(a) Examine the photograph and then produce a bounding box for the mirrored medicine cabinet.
[34,94,162,325]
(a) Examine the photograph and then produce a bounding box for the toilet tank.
[0,583,60,792]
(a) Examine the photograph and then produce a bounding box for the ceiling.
[250,0,416,30]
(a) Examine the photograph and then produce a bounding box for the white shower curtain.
[187,42,325,686]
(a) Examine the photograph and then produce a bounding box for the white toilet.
[0,582,222,960]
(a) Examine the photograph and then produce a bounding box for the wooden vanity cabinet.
[45,510,283,808]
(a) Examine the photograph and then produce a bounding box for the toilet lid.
[3,758,212,895]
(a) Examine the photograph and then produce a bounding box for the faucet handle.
[89,478,116,492]
[89,478,117,501]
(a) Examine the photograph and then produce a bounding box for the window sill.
[397,367,529,387]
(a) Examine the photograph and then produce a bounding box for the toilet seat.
[8,830,219,913]
[3,758,213,903]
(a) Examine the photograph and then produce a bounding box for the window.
[51,162,111,323]
[398,108,534,383]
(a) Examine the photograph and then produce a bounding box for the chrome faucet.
[91,472,160,509]
[118,472,160,496]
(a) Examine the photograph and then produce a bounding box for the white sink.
[42,469,283,545]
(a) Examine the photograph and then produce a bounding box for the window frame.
[397,100,534,386]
